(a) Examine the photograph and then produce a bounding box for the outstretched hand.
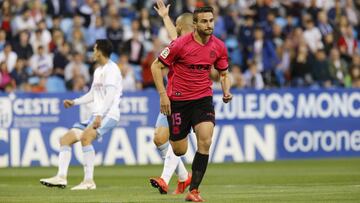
[154,0,170,18]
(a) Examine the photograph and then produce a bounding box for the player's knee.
[172,145,187,156]
[153,132,166,147]
[198,138,212,152]
[59,136,68,146]
[173,149,186,156]
[80,135,92,145]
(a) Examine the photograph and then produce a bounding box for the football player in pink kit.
[149,0,193,195]
[151,6,232,202]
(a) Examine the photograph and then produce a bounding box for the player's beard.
[198,28,213,36]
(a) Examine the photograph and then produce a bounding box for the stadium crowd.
[0,0,360,93]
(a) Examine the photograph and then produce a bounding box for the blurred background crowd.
[0,0,360,93]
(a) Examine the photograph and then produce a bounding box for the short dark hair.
[95,39,113,57]
[193,6,214,22]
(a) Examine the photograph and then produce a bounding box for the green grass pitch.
[0,158,359,202]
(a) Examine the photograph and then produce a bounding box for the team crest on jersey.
[210,50,216,58]
[160,47,170,59]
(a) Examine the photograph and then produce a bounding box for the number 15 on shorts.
[172,113,181,134]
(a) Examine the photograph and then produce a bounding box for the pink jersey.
[158,32,228,101]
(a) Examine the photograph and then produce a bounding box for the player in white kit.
[40,39,123,190]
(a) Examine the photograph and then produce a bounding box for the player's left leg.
[185,96,215,202]
[185,121,213,202]
[71,117,118,190]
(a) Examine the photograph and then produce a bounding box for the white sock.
[161,145,180,184]
[157,142,169,159]
[57,145,71,178]
[82,145,95,181]
[176,159,189,182]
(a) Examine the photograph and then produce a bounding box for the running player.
[149,0,193,195]
[151,6,232,202]
[40,39,122,190]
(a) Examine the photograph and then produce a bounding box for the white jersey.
[74,59,123,121]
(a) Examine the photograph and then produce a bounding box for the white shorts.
[72,116,118,140]
[155,113,168,128]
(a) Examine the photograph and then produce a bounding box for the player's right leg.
[40,129,80,188]
[150,113,191,194]
[150,114,170,194]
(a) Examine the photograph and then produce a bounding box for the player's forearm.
[151,59,167,95]
[73,88,94,105]
[163,15,177,41]
[220,71,231,94]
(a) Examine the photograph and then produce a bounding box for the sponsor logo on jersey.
[160,47,170,59]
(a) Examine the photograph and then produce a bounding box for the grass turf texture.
[0,158,359,203]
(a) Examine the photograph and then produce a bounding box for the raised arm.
[154,0,177,41]
[151,58,171,115]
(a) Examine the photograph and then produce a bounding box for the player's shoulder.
[104,60,120,71]
[211,35,226,47]
[172,32,193,45]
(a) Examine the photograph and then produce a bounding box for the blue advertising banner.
[0,89,359,167]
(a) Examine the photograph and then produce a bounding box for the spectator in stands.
[0,1,12,39]
[0,43,18,73]
[0,61,15,92]
[282,15,295,37]
[141,38,162,89]
[349,65,360,87]
[139,8,153,41]
[29,0,46,23]
[291,43,312,87]
[106,17,124,54]
[30,28,50,54]
[250,0,271,23]
[71,74,88,92]
[53,42,70,79]
[30,46,53,78]
[323,33,336,55]
[12,31,33,60]
[122,28,144,85]
[306,0,320,22]
[49,29,65,52]
[243,61,264,89]
[303,19,324,54]
[70,28,87,55]
[212,6,226,39]
[249,26,279,86]
[345,0,359,27]
[238,15,254,69]
[10,58,30,91]
[276,38,292,86]
[317,10,333,37]
[118,54,136,91]
[49,15,62,34]
[87,16,107,47]
[12,8,36,36]
[0,29,7,52]
[328,0,344,24]
[310,49,332,87]
[261,11,276,40]
[64,52,90,89]
[230,64,245,89]
[45,0,68,17]
[329,48,349,87]
[338,25,358,62]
